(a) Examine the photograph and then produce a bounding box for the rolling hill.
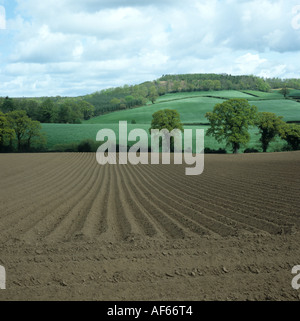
[41,89,300,152]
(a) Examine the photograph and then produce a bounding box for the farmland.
[0,152,299,300]
[41,90,300,152]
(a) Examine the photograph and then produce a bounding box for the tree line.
[0,97,95,124]
[150,100,300,154]
[0,110,45,152]
[205,99,300,153]
[159,74,300,92]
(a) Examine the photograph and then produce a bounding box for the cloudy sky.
[0,0,300,97]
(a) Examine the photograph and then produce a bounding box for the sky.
[0,0,300,97]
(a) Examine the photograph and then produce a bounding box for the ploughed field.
[0,152,299,301]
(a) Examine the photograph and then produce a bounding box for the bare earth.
[0,152,299,301]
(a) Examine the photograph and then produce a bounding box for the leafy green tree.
[0,112,15,151]
[206,99,258,154]
[58,103,73,123]
[148,86,159,104]
[150,109,183,152]
[23,99,40,121]
[57,100,83,123]
[203,80,214,91]
[125,95,135,108]
[150,109,183,132]
[280,123,300,150]
[256,112,285,152]
[110,98,121,107]
[213,80,222,91]
[8,110,31,151]
[279,86,290,98]
[39,98,56,123]
[25,120,44,150]
[255,78,271,92]
[1,97,15,113]
[78,101,95,120]
[172,81,181,93]
[8,110,44,151]
[158,85,167,96]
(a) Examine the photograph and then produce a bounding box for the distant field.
[41,90,299,152]
[42,123,286,153]
[249,100,300,122]
[85,96,222,125]
[85,90,300,125]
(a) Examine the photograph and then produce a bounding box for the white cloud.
[235,53,267,75]
[0,0,300,97]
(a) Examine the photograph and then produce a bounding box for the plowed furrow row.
[0,153,81,194]
[44,164,105,242]
[115,166,159,238]
[117,165,169,238]
[120,165,186,239]
[134,165,260,236]
[139,165,286,235]
[0,154,94,243]
[20,155,100,243]
[125,164,226,237]
[0,153,87,224]
[153,165,299,227]
[0,153,66,185]
[123,165,211,237]
[161,164,300,211]
[97,165,127,242]
[162,162,299,202]
[79,166,110,238]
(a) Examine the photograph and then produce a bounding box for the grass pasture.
[42,90,300,153]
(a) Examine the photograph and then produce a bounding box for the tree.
[205,99,258,154]
[149,109,183,152]
[23,99,40,121]
[213,80,222,91]
[279,86,290,98]
[255,78,271,92]
[0,112,15,151]
[125,95,135,108]
[39,98,56,123]
[256,112,285,152]
[203,80,214,91]
[8,110,44,151]
[25,120,44,150]
[78,101,95,120]
[8,110,31,151]
[280,123,300,150]
[148,86,159,104]
[1,97,15,113]
[172,81,180,93]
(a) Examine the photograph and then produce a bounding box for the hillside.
[85,90,300,125]
[40,89,300,153]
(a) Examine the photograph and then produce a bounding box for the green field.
[42,123,287,153]
[85,90,300,125]
[41,90,300,153]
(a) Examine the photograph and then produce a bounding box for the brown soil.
[0,152,300,301]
